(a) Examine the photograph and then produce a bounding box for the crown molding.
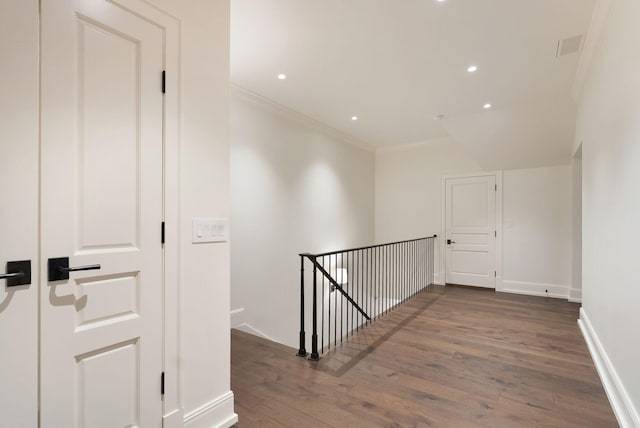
[572,0,614,102]
[230,84,375,152]
[375,136,453,154]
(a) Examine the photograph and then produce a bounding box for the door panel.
[41,0,164,426]
[78,15,141,250]
[445,176,496,288]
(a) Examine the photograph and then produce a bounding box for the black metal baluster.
[321,256,325,353]
[359,249,363,328]
[336,256,342,346]
[385,245,389,314]
[350,251,353,334]
[393,245,402,305]
[404,242,408,302]
[310,260,320,361]
[412,240,416,297]
[356,250,360,332]
[373,246,377,319]
[401,243,404,303]
[297,256,307,357]
[325,256,330,351]
[368,247,371,325]
[421,240,424,290]
[409,241,416,297]
[382,246,386,315]
[397,243,400,306]
[390,244,394,309]
[340,252,343,343]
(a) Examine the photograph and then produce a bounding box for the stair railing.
[297,235,437,361]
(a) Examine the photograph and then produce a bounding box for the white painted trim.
[572,0,614,103]
[230,307,244,316]
[184,391,238,428]
[162,408,184,428]
[579,308,640,428]
[230,84,374,152]
[234,323,276,342]
[230,307,245,328]
[375,136,451,154]
[497,280,569,299]
[433,272,445,286]
[569,288,582,303]
[440,171,503,289]
[109,0,182,421]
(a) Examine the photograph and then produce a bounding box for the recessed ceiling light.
[467,65,478,73]
[351,116,359,121]
[483,103,492,109]
[436,0,446,2]
[277,73,286,80]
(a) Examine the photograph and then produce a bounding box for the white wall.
[375,141,573,296]
[575,0,640,424]
[0,1,39,426]
[500,166,573,298]
[375,138,482,244]
[230,88,375,348]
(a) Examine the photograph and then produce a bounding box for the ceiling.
[230,0,596,169]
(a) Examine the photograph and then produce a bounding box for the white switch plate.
[192,218,228,243]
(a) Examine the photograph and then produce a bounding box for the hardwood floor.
[231,285,617,427]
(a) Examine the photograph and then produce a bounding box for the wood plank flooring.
[231,285,617,427]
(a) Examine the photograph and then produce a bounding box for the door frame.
[439,171,503,289]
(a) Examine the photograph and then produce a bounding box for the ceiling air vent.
[556,35,583,57]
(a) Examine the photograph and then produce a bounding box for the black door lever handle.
[48,257,101,281]
[447,239,456,245]
[59,264,101,273]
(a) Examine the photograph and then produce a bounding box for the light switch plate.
[192,218,228,243]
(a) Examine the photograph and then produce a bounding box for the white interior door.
[40,0,164,426]
[445,175,496,288]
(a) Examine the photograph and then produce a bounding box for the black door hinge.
[161,372,165,395]
[161,222,165,245]
[495,184,497,191]
[162,70,166,94]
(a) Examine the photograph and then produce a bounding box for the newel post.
[296,255,308,357]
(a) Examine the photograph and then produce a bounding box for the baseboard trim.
[163,408,184,428]
[184,391,238,428]
[230,307,245,328]
[234,323,276,342]
[230,307,244,317]
[578,308,640,428]
[569,288,582,303]
[497,280,569,299]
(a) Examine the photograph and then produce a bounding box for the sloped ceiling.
[231,0,596,170]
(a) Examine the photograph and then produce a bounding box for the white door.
[40,0,164,426]
[445,175,496,288]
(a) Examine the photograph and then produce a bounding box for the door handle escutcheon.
[1,260,32,287]
[48,257,101,281]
